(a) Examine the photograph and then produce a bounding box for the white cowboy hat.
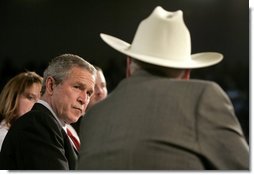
[100,6,223,69]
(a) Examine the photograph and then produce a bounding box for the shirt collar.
[37,100,66,127]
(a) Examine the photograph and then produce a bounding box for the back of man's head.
[130,58,188,79]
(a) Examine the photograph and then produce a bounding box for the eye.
[101,83,106,88]
[74,85,83,91]
[87,91,94,97]
[26,94,37,102]
[73,83,86,91]
[27,95,33,100]
[74,85,80,89]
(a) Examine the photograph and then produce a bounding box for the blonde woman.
[0,71,42,150]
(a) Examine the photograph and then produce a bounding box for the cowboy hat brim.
[100,33,223,69]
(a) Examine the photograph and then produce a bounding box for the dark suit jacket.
[77,70,249,170]
[0,103,78,170]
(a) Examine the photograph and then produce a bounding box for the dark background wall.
[0,0,249,141]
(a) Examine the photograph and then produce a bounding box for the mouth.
[73,106,83,113]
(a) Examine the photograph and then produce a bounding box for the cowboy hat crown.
[100,6,223,69]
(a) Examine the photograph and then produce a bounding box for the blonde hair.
[0,71,43,127]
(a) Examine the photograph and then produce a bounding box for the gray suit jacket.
[77,70,249,170]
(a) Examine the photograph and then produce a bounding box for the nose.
[78,92,87,105]
[95,85,103,95]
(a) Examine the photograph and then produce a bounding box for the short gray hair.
[41,54,96,95]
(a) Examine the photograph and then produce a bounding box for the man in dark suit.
[0,54,96,170]
[77,6,249,170]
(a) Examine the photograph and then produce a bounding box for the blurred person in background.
[0,71,42,150]
[72,65,108,134]
[87,66,108,109]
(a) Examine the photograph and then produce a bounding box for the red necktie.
[66,128,80,151]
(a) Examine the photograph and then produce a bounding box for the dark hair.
[133,59,184,78]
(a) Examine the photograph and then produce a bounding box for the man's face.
[51,67,95,124]
[87,70,108,109]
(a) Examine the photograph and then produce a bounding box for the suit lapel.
[32,103,78,169]
[62,129,79,169]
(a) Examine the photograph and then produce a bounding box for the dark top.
[0,103,78,170]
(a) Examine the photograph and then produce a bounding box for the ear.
[126,56,132,78]
[45,76,55,95]
[183,69,191,80]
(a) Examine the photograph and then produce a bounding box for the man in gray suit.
[77,6,249,170]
